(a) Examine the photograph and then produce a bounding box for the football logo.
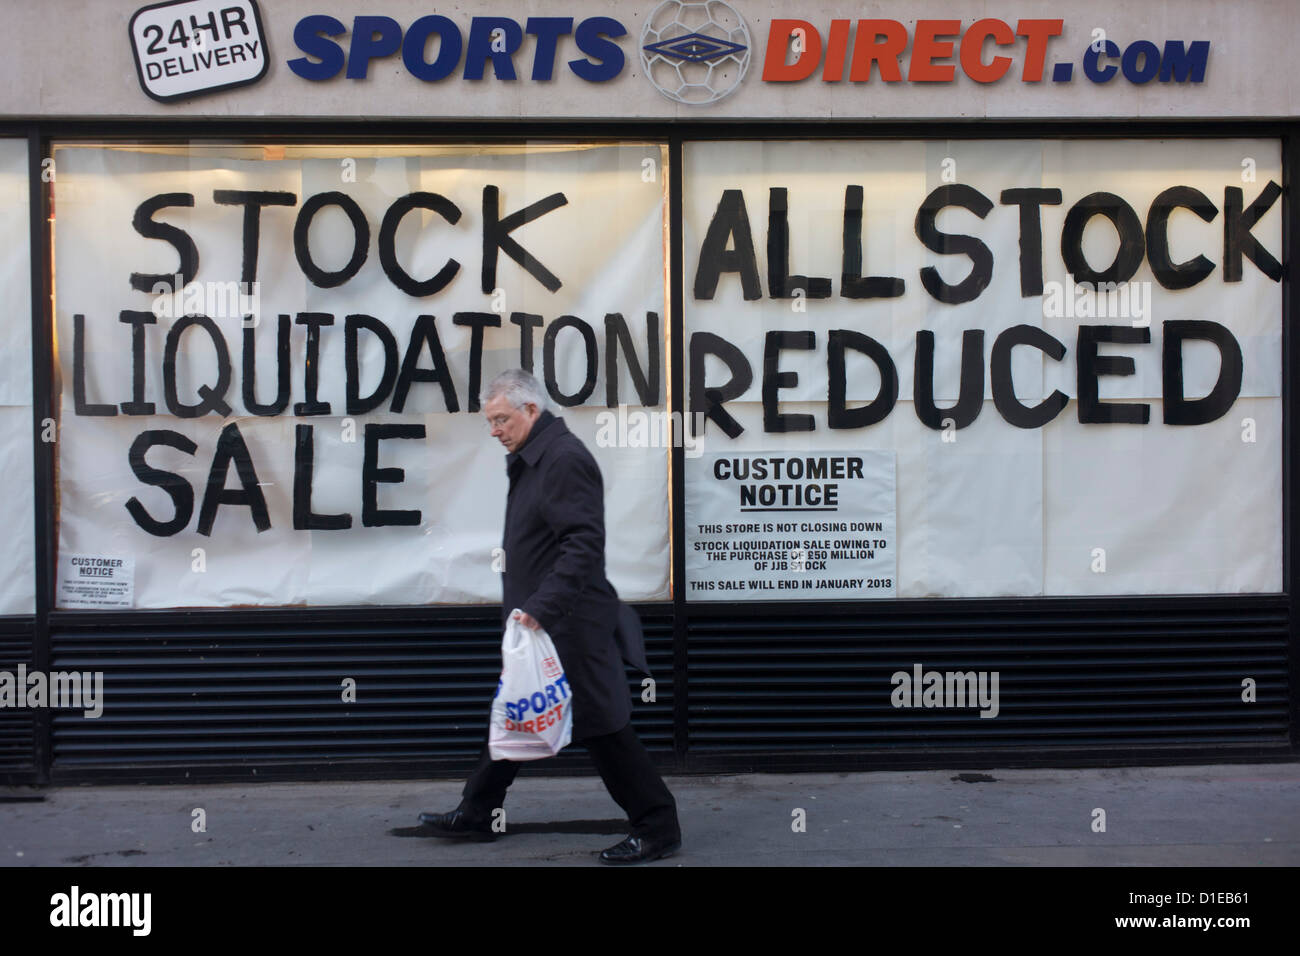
[640,0,751,105]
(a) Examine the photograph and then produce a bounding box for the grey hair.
[484,368,550,412]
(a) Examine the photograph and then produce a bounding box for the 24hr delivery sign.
[53,143,669,609]
[129,0,269,102]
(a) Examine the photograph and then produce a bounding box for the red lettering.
[523,719,534,732]
[959,18,1015,83]
[763,20,821,81]
[1015,19,1063,81]
[908,19,960,81]
[822,19,850,82]
[849,19,906,82]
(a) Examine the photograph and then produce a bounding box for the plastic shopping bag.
[488,610,573,761]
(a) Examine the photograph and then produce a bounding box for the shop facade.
[0,0,1294,784]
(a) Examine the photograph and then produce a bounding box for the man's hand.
[513,610,540,630]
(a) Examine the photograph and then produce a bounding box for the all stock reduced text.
[689,179,1280,438]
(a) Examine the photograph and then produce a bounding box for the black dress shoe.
[417,808,499,841]
[598,833,681,865]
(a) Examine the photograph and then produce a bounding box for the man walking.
[419,369,681,865]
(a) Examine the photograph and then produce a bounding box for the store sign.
[762,19,1209,85]
[687,178,1275,435]
[640,0,750,104]
[282,7,1209,101]
[686,451,897,600]
[684,138,1283,599]
[286,13,626,82]
[57,554,136,609]
[52,144,669,609]
[129,0,269,102]
[47,136,1281,609]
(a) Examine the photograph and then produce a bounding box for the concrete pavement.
[2,761,1297,867]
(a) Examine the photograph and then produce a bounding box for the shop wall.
[0,0,1296,122]
[0,0,1296,780]
[12,125,1290,781]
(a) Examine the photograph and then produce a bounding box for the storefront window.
[683,138,1282,598]
[0,138,34,614]
[51,141,670,609]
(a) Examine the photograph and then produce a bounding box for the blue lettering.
[526,17,573,81]
[402,15,462,82]
[1082,38,1120,83]
[555,674,570,698]
[287,14,346,81]
[290,14,629,84]
[464,17,524,81]
[530,691,547,714]
[1120,39,1161,84]
[1158,40,1209,83]
[347,16,404,79]
[569,16,626,82]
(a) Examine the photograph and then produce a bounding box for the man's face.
[484,393,540,453]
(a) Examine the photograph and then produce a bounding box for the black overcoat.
[501,410,632,739]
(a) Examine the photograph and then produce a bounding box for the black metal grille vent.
[685,598,1291,756]
[0,621,37,777]
[48,608,674,776]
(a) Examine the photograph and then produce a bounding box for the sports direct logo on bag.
[489,611,574,760]
[502,676,571,733]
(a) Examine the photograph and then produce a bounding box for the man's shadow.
[390,819,626,838]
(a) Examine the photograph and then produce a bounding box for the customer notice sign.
[129,0,268,102]
[685,450,898,601]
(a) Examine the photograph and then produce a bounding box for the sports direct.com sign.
[274,5,1208,106]
[125,2,1215,107]
[760,18,1207,85]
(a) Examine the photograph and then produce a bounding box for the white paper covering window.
[51,142,670,609]
[0,139,34,615]
[683,139,1282,598]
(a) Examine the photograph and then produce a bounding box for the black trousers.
[460,722,680,841]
